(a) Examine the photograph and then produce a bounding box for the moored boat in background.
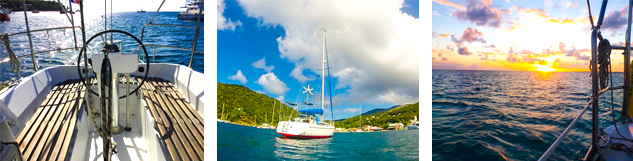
[178,0,203,20]
[0,3,10,21]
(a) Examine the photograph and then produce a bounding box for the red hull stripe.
[278,132,332,138]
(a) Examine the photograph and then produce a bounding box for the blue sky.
[432,0,633,72]
[217,0,421,120]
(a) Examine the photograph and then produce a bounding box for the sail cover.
[298,109,324,115]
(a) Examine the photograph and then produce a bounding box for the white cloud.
[218,0,242,30]
[255,90,265,94]
[256,73,290,95]
[252,57,275,72]
[237,0,420,106]
[341,107,361,113]
[290,65,315,83]
[228,70,248,84]
[276,95,285,102]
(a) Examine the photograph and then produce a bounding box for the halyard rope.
[0,33,21,74]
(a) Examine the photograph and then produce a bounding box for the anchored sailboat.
[276,29,335,139]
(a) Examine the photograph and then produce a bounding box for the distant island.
[217,82,299,126]
[335,102,419,130]
[3,0,68,11]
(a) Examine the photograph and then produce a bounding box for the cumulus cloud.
[218,0,242,30]
[290,66,315,83]
[603,7,628,34]
[457,46,473,55]
[452,0,506,28]
[252,57,275,72]
[237,0,420,105]
[276,95,285,102]
[451,27,486,45]
[559,42,590,60]
[228,70,248,84]
[256,73,290,96]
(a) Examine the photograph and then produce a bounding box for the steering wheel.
[77,30,150,99]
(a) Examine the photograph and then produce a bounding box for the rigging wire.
[599,33,633,143]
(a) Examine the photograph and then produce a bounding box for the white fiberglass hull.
[276,121,334,139]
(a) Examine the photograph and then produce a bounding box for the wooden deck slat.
[15,81,65,144]
[20,80,75,160]
[143,79,193,161]
[15,80,85,161]
[148,78,203,160]
[160,79,204,124]
[55,82,85,161]
[158,79,204,134]
[137,77,204,161]
[153,78,204,147]
[137,77,183,161]
[42,80,83,161]
[28,80,80,161]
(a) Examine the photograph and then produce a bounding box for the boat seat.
[137,77,204,161]
[15,79,85,161]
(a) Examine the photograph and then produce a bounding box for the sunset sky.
[432,0,633,72]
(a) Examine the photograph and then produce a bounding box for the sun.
[534,64,555,72]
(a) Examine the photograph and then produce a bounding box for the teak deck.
[15,79,85,161]
[138,77,204,161]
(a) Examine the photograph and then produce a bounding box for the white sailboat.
[276,29,335,139]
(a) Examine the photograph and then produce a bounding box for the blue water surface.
[0,11,203,82]
[218,122,419,160]
[432,70,630,161]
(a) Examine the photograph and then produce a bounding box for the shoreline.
[218,119,417,133]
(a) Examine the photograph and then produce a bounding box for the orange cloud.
[517,7,588,24]
[433,0,466,10]
[433,32,451,38]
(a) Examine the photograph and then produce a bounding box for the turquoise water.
[0,11,203,82]
[432,70,629,160]
[217,122,419,160]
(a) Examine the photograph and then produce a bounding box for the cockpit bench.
[14,79,85,161]
[137,77,204,161]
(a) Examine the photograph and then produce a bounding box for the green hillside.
[217,83,299,126]
[335,102,419,129]
[4,0,68,11]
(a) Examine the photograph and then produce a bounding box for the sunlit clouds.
[432,0,627,72]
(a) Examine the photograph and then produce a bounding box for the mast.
[360,104,362,129]
[322,28,326,112]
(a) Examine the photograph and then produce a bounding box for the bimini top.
[298,109,324,115]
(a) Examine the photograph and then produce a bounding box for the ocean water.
[0,11,204,82]
[432,70,630,160]
[217,122,419,160]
